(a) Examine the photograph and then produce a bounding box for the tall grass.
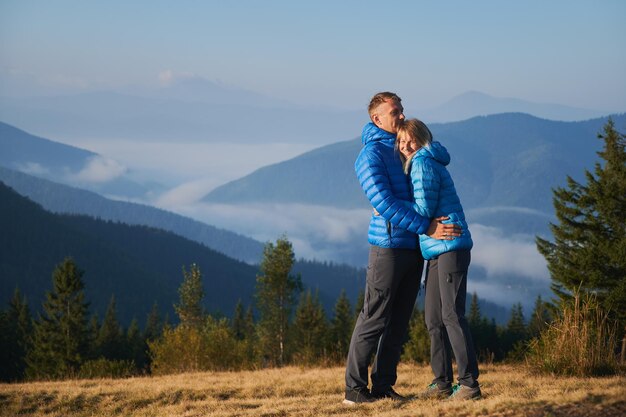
[526,292,619,376]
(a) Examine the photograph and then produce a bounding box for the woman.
[396,118,481,401]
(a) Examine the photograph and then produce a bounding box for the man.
[344,92,460,404]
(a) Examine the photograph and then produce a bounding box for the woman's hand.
[426,216,461,240]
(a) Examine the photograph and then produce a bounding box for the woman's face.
[397,133,419,158]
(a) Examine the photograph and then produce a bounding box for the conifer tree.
[174,264,205,328]
[467,292,490,360]
[26,258,90,379]
[232,299,246,340]
[292,289,328,364]
[329,290,353,361]
[0,288,33,381]
[242,305,258,364]
[126,318,146,370]
[468,292,481,328]
[502,303,527,357]
[354,289,365,319]
[144,302,163,342]
[256,236,302,366]
[96,295,125,360]
[536,119,626,325]
[528,295,552,339]
[402,308,430,363]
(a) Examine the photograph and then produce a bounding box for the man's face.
[372,99,405,133]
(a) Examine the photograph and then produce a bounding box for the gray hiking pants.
[345,246,423,391]
[424,249,479,388]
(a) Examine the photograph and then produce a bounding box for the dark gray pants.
[424,249,479,388]
[345,246,423,391]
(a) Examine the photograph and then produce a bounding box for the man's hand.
[426,216,461,240]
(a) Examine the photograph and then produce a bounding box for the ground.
[1,363,624,416]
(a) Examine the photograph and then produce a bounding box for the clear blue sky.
[1,0,625,111]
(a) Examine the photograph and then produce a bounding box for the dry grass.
[1,363,624,417]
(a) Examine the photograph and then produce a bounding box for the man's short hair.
[368,92,402,121]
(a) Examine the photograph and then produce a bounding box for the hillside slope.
[203,113,626,213]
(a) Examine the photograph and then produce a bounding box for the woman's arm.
[410,157,440,219]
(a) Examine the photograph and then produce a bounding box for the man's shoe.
[371,387,408,401]
[343,388,377,405]
[448,384,481,400]
[420,383,453,400]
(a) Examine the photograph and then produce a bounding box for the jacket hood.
[414,141,451,166]
[361,122,396,146]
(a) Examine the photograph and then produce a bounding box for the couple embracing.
[343,92,481,404]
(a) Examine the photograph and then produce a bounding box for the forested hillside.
[0,182,258,323]
[0,182,380,323]
[0,166,264,264]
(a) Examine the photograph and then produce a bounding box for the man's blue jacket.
[355,123,429,249]
[409,141,473,259]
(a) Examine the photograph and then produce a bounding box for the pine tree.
[467,292,490,361]
[126,318,146,370]
[174,264,205,328]
[232,299,246,340]
[144,302,163,342]
[256,236,302,366]
[468,292,481,328]
[528,295,552,339]
[329,290,354,361]
[402,308,430,363]
[536,119,626,324]
[26,258,90,379]
[292,289,328,364]
[0,288,33,381]
[96,295,125,360]
[503,303,527,358]
[354,289,365,319]
[242,305,258,365]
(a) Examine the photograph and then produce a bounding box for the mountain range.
[204,113,626,217]
[0,121,158,199]
[1,77,617,147]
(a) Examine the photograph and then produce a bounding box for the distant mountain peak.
[419,91,609,123]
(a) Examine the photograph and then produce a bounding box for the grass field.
[1,363,624,417]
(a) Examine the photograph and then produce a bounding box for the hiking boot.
[371,387,408,401]
[420,383,453,400]
[343,388,377,405]
[448,384,481,400]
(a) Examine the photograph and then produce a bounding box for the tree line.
[1,119,623,381]
[1,238,553,382]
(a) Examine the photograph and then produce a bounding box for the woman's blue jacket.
[409,141,473,260]
[354,123,430,249]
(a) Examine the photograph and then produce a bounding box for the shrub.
[79,358,137,379]
[149,317,248,375]
[526,292,619,376]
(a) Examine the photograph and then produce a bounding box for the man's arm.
[356,150,430,235]
[358,150,460,239]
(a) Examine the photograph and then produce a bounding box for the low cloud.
[167,202,548,277]
[469,224,549,282]
[155,178,222,207]
[71,140,317,191]
[71,156,127,183]
[165,202,370,258]
[16,162,50,176]
[159,201,552,309]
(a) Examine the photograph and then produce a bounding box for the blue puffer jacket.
[409,141,473,259]
[355,123,430,249]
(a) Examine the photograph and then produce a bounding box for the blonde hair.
[396,118,433,173]
[368,92,401,122]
